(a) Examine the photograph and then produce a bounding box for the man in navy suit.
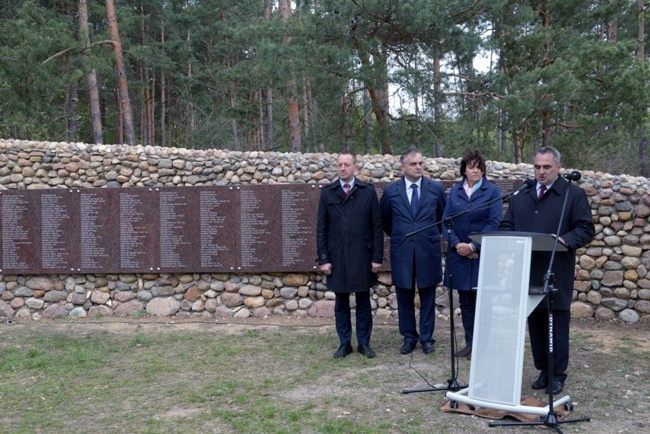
[380,148,447,354]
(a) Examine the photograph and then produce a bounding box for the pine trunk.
[79,0,103,144]
[106,0,136,145]
[434,56,443,157]
[279,0,301,152]
[638,0,647,176]
[160,19,166,148]
[364,89,371,154]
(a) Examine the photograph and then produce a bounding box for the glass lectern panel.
[469,235,532,406]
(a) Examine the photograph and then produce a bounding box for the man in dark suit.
[380,148,447,354]
[317,152,384,359]
[500,146,594,395]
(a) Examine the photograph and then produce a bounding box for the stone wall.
[1,139,649,324]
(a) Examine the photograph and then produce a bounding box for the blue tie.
[411,184,419,217]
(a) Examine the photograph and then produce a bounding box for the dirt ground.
[4,314,649,433]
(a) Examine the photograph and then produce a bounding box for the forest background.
[1,1,649,175]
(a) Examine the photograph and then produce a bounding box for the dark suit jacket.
[443,177,503,291]
[380,177,447,289]
[316,178,384,293]
[499,177,595,309]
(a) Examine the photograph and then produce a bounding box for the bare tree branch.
[447,91,506,99]
[42,40,116,64]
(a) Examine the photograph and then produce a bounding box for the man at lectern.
[499,146,594,395]
[317,152,384,359]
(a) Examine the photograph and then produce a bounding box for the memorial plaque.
[119,189,159,272]
[40,190,79,273]
[279,185,320,272]
[158,187,200,272]
[2,181,517,275]
[373,183,392,271]
[1,191,40,274]
[199,187,238,271]
[238,185,279,272]
[491,178,521,195]
[491,179,521,214]
[80,190,119,272]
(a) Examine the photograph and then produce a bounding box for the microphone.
[512,178,536,196]
[562,171,581,181]
[407,178,532,237]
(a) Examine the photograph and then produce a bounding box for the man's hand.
[371,262,382,273]
[551,234,566,245]
[456,243,479,260]
[320,263,332,275]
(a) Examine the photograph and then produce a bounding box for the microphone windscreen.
[562,171,582,181]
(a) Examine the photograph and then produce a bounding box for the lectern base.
[440,396,572,422]
[445,388,571,416]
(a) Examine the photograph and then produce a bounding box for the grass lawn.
[0,317,648,433]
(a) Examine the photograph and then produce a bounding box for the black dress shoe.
[546,380,563,395]
[333,343,353,359]
[357,344,376,358]
[422,341,435,354]
[531,373,548,390]
[455,346,472,358]
[400,342,417,354]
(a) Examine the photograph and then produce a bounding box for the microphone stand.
[489,177,590,432]
[402,217,466,399]
[402,181,527,398]
[405,181,531,238]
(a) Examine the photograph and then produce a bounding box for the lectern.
[445,232,571,415]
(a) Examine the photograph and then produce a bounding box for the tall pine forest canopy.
[1,1,649,175]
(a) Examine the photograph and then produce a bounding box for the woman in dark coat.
[442,150,502,358]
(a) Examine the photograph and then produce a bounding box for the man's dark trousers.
[396,285,436,344]
[528,306,571,383]
[334,292,372,345]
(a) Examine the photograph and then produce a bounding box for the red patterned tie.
[344,183,351,195]
[538,185,546,200]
